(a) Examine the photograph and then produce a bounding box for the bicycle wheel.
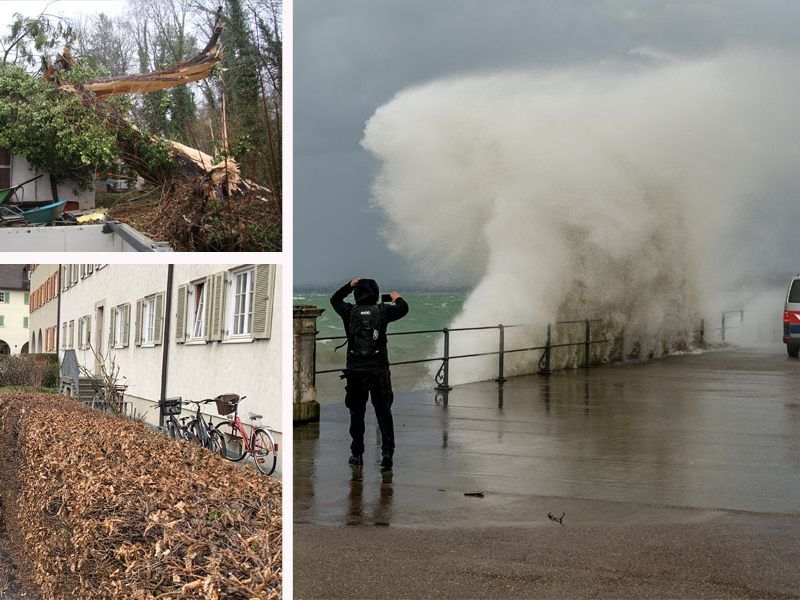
[215,420,247,461]
[209,428,227,458]
[252,428,277,476]
[187,419,208,447]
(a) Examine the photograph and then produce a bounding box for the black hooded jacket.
[330,279,409,371]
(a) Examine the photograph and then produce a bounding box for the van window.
[789,280,800,303]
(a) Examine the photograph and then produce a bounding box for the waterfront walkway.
[295,346,800,598]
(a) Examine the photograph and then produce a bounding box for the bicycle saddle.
[248,412,263,421]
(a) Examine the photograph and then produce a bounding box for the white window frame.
[226,267,255,339]
[189,280,207,341]
[142,295,156,346]
[68,320,75,349]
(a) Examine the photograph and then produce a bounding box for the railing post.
[721,312,726,344]
[435,327,452,392]
[584,319,591,368]
[495,324,506,383]
[538,322,552,375]
[700,318,705,344]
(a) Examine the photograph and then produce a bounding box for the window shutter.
[72,265,78,285]
[253,265,275,340]
[209,272,226,341]
[154,292,164,345]
[123,304,130,347]
[86,317,91,351]
[175,284,187,343]
[135,299,143,347]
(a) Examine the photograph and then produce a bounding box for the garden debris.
[548,511,565,525]
[464,491,485,498]
[0,392,281,599]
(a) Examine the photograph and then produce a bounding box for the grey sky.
[294,0,800,289]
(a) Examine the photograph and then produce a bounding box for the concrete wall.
[0,224,166,252]
[28,264,60,354]
[0,286,29,355]
[57,264,283,474]
[11,155,95,209]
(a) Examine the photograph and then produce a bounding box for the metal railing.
[314,309,745,390]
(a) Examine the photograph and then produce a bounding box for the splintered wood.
[0,392,281,599]
[61,17,223,98]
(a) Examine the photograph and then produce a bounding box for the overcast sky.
[294,1,800,289]
[0,0,126,30]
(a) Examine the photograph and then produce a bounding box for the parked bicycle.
[185,399,227,458]
[159,397,226,458]
[212,394,278,475]
[160,397,192,441]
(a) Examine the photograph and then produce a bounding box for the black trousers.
[344,369,394,456]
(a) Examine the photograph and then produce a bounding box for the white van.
[783,275,800,357]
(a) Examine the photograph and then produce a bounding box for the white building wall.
[11,155,95,208]
[29,264,60,354]
[57,264,283,475]
[59,264,168,410]
[0,287,29,355]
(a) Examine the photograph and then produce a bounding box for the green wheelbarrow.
[0,174,44,204]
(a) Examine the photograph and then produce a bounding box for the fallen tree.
[0,10,279,251]
[0,392,281,599]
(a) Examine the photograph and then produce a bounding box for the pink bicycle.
[212,394,278,476]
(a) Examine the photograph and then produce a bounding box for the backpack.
[348,305,380,357]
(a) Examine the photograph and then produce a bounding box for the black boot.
[348,454,363,466]
[380,452,393,469]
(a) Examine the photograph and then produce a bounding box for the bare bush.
[0,355,56,389]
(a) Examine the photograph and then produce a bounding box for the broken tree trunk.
[54,9,271,202]
[60,16,223,98]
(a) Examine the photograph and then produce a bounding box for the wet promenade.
[295,346,800,598]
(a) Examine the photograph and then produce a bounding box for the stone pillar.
[294,305,325,423]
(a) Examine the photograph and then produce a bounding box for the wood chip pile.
[0,392,281,599]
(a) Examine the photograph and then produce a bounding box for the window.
[228,268,254,338]
[78,316,91,350]
[114,307,124,347]
[190,281,206,339]
[68,320,75,349]
[142,296,155,345]
[62,322,67,348]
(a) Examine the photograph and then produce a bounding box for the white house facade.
[0,265,30,355]
[0,149,95,208]
[57,263,283,473]
[28,264,60,354]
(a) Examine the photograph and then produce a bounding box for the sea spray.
[362,51,800,384]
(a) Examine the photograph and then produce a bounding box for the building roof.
[0,265,29,291]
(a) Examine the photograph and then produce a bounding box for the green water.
[294,291,465,401]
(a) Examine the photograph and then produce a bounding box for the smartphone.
[381,294,393,303]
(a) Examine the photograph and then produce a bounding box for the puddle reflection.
[346,466,395,527]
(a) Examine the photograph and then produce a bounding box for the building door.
[95,305,104,374]
[0,149,10,190]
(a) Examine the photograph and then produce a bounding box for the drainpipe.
[158,264,174,427]
[56,265,61,356]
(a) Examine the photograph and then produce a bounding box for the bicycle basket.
[162,397,182,416]
[214,394,240,416]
